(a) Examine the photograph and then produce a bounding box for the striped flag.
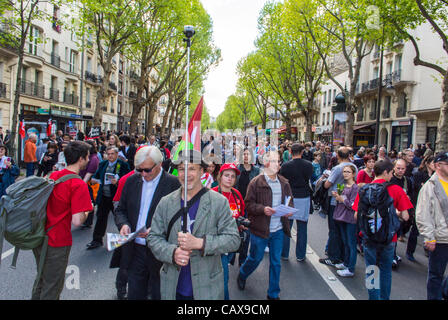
[171,97,204,176]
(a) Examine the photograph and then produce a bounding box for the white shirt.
[135,169,163,245]
[264,173,283,233]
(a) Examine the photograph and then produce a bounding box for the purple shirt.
[176,199,200,298]
[79,153,100,180]
[333,184,359,224]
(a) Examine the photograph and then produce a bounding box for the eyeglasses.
[136,164,157,173]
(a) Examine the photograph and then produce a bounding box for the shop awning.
[354,122,375,131]
[277,126,298,134]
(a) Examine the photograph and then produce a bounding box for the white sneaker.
[337,269,354,277]
[265,247,269,253]
[335,263,346,270]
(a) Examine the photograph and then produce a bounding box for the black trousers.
[92,196,114,243]
[127,243,162,300]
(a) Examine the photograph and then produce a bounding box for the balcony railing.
[50,53,61,68]
[86,102,91,109]
[49,88,59,102]
[369,78,380,90]
[20,80,45,98]
[129,71,139,81]
[101,106,107,112]
[373,51,380,59]
[110,108,114,113]
[63,92,79,106]
[85,71,97,82]
[382,109,390,119]
[369,111,376,120]
[109,82,117,91]
[392,69,401,82]
[129,91,137,99]
[361,82,370,92]
[96,75,103,84]
[0,82,7,98]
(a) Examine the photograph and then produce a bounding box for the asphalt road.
[0,209,431,300]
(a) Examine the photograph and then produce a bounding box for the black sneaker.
[319,258,336,267]
[86,240,102,250]
[237,273,246,290]
[117,291,127,300]
[267,295,280,300]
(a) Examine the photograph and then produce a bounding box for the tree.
[379,0,448,152]
[77,0,148,127]
[0,0,61,160]
[296,0,379,146]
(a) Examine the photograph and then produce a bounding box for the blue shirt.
[176,199,201,298]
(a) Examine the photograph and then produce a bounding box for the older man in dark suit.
[114,146,180,300]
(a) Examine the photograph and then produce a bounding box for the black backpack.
[357,183,401,248]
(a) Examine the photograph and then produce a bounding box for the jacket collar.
[429,173,448,212]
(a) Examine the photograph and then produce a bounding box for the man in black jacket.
[119,135,137,170]
[114,146,181,300]
[279,143,313,262]
[87,146,130,249]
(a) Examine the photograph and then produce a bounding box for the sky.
[201,0,269,118]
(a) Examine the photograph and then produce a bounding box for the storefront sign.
[37,108,49,115]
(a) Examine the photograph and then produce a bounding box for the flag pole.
[182,25,195,233]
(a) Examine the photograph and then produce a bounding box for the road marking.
[1,248,14,261]
[291,229,356,300]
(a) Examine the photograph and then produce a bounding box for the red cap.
[219,163,241,176]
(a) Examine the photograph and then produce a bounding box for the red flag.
[46,118,52,137]
[19,120,25,139]
[187,96,204,152]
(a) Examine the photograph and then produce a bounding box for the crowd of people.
[9,129,448,301]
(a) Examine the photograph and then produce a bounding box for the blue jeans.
[240,229,284,298]
[335,221,357,273]
[221,253,235,300]
[282,220,307,260]
[26,162,35,177]
[327,205,343,262]
[363,242,395,300]
[427,243,448,300]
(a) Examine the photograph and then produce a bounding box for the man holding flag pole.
[147,25,240,300]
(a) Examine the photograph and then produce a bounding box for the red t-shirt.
[357,169,375,185]
[211,186,245,219]
[113,170,136,202]
[46,169,93,247]
[352,179,413,242]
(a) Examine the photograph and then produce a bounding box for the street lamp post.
[182,25,195,233]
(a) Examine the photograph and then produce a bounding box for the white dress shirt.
[135,169,163,245]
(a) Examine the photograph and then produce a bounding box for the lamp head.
[183,25,195,38]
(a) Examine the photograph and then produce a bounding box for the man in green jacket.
[148,150,241,300]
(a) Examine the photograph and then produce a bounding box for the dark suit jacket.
[120,144,137,170]
[93,159,130,206]
[113,170,181,268]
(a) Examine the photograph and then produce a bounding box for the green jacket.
[148,188,241,300]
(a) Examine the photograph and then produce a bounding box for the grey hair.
[28,133,37,140]
[106,146,119,153]
[134,146,163,167]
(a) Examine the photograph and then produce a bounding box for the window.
[328,90,331,106]
[333,90,336,104]
[53,5,61,32]
[323,92,327,107]
[373,67,379,78]
[327,112,330,125]
[0,62,3,82]
[69,50,77,73]
[322,113,326,125]
[118,101,122,114]
[394,55,402,71]
[87,57,92,73]
[28,26,40,55]
[86,88,90,103]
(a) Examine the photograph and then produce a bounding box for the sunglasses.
[136,164,157,173]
